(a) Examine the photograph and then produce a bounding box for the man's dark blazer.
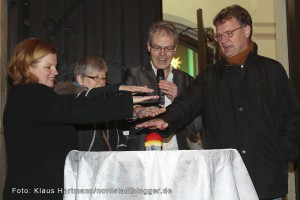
[123,63,199,150]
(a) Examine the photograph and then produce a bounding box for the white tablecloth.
[63,149,258,200]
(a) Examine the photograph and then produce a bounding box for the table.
[63,149,258,200]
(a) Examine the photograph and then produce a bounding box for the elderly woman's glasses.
[85,75,107,82]
[214,26,245,42]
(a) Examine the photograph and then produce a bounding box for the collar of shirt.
[150,61,173,79]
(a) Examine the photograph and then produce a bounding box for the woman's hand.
[133,105,166,119]
[121,85,158,104]
[132,95,159,104]
[119,85,153,95]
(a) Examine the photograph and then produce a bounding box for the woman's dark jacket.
[160,44,300,199]
[3,83,133,200]
[54,82,127,151]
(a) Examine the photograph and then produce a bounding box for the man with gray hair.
[124,20,201,150]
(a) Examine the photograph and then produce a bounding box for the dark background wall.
[8,0,162,84]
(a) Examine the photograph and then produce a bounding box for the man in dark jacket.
[123,20,201,150]
[136,5,300,200]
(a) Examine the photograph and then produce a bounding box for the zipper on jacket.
[256,82,261,105]
[241,65,244,80]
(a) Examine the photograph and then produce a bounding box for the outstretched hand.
[133,95,159,104]
[133,106,166,119]
[135,118,169,130]
[119,85,153,95]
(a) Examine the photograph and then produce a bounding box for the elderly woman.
[55,56,128,151]
[3,38,164,200]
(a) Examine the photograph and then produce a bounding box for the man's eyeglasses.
[149,43,176,52]
[214,26,245,42]
[85,75,107,82]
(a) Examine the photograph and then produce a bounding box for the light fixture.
[171,57,182,69]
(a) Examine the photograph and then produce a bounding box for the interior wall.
[274,0,289,74]
[0,0,7,199]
